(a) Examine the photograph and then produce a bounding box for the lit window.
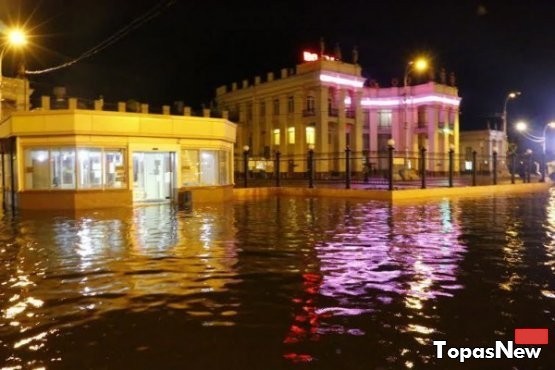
[200,150,218,185]
[288,127,295,144]
[181,149,200,185]
[306,127,315,145]
[24,149,50,189]
[51,148,76,189]
[273,129,280,145]
[78,149,102,188]
[104,149,126,188]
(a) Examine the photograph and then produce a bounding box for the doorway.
[133,152,174,202]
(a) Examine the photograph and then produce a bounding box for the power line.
[25,0,175,75]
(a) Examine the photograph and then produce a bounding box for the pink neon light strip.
[319,74,364,88]
[361,95,460,107]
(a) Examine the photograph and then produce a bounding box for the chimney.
[203,108,210,117]
[281,68,288,79]
[232,82,238,91]
[242,79,249,88]
[184,106,192,116]
[267,72,274,82]
[254,76,261,85]
[118,102,126,112]
[162,105,171,115]
[94,99,103,110]
[141,104,149,113]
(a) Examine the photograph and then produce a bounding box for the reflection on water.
[1,193,555,369]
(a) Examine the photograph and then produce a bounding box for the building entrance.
[132,152,175,202]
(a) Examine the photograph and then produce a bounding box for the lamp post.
[525,148,533,183]
[243,145,249,188]
[403,57,428,168]
[1,28,27,121]
[387,138,395,191]
[501,91,521,158]
[515,120,555,182]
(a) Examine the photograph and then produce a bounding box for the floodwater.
[1,193,554,369]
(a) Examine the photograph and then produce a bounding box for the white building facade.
[215,52,461,176]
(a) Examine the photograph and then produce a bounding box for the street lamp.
[403,57,429,168]
[515,121,555,181]
[502,91,521,135]
[501,91,521,157]
[1,28,28,121]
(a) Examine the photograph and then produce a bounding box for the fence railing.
[234,148,544,189]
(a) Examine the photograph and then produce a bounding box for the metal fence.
[234,149,544,189]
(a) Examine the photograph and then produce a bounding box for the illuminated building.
[0,96,236,210]
[0,75,31,120]
[215,47,461,176]
[459,129,506,174]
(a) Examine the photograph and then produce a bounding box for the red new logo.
[514,328,549,345]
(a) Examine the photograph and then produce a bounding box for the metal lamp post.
[402,58,428,168]
[0,28,28,122]
[515,121,555,182]
[501,91,521,157]
[243,145,249,188]
[387,138,395,191]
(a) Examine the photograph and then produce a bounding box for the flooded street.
[1,193,554,369]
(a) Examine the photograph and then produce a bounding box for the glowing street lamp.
[403,57,429,167]
[515,121,555,181]
[1,28,28,121]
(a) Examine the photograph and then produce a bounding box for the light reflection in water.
[1,194,554,369]
[283,199,467,365]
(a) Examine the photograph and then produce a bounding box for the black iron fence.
[234,148,544,189]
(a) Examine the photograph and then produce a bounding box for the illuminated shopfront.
[0,103,236,210]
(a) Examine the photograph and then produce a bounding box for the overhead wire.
[25,0,175,75]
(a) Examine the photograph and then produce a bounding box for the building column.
[353,90,364,174]
[337,89,347,173]
[316,86,329,173]
[293,92,305,172]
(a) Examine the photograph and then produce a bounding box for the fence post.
[448,144,454,188]
[363,150,369,183]
[345,146,351,189]
[525,149,532,183]
[243,145,250,188]
[275,151,281,187]
[492,150,498,185]
[420,147,427,189]
[472,150,477,186]
[388,139,395,191]
[511,152,516,184]
[308,145,314,188]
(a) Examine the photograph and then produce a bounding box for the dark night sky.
[2,0,555,132]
